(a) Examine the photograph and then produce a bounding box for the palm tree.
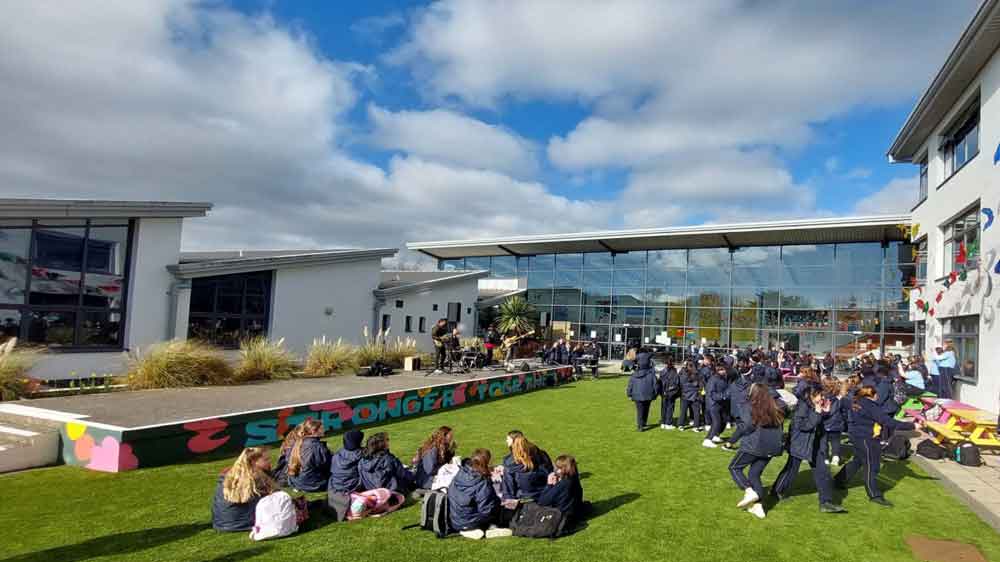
[496,296,535,336]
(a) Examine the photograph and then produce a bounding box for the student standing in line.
[412,426,457,491]
[212,447,276,532]
[448,449,508,540]
[326,429,365,521]
[538,454,585,524]
[727,384,787,520]
[678,361,704,431]
[658,359,681,430]
[358,432,416,494]
[703,366,729,448]
[286,418,331,493]
[769,389,846,513]
[932,342,957,399]
[834,386,917,507]
[626,348,660,432]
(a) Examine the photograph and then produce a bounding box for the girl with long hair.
[212,447,276,532]
[413,426,457,490]
[727,384,787,520]
[793,366,821,402]
[821,376,847,466]
[273,423,304,487]
[358,432,415,494]
[501,435,552,503]
[833,386,917,507]
[286,418,331,492]
[447,448,507,540]
[538,454,585,524]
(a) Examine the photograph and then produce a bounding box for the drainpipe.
[372,294,385,338]
[168,279,192,341]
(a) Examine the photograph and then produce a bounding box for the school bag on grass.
[915,439,948,460]
[882,434,911,461]
[249,491,298,541]
[954,443,983,467]
[348,488,405,520]
[430,460,461,491]
[510,502,566,539]
[418,489,451,538]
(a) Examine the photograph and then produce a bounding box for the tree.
[496,296,535,336]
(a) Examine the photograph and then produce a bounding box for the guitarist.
[431,318,449,374]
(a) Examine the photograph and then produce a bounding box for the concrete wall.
[378,277,481,352]
[909,49,1000,412]
[269,258,382,354]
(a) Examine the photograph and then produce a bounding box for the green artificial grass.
[1,377,998,562]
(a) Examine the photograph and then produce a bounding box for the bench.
[924,421,966,445]
[904,409,926,423]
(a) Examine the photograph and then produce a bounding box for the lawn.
[1,377,998,562]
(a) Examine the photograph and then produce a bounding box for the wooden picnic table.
[924,403,1000,448]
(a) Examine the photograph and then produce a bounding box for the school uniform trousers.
[728,452,770,499]
[660,394,678,426]
[834,435,882,499]
[634,400,652,430]
[678,399,701,428]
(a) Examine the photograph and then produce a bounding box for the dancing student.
[872,365,900,441]
[413,426,457,490]
[326,429,365,521]
[501,435,553,504]
[703,366,729,448]
[728,384,787,520]
[212,447,276,532]
[678,361,704,431]
[792,366,821,402]
[821,378,847,467]
[658,358,681,430]
[273,423,303,487]
[285,418,331,492]
[723,360,753,450]
[834,386,917,507]
[770,389,845,513]
[358,432,416,494]
[448,449,508,540]
[626,348,660,432]
[538,455,585,525]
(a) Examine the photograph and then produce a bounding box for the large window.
[0,219,131,348]
[944,316,979,384]
[188,271,271,348]
[943,105,979,178]
[943,206,980,272]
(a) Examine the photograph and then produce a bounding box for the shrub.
[302,336,357,377]
[357,326,419,369]
[0,340,38,400]
[233,337,299,383]
[126,340,233,389]
[383,336,420,368]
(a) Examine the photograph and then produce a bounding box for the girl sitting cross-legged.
[358,432,416,495]
[212,447,277,532]
[448,448,511,540]
[286,418,331,493]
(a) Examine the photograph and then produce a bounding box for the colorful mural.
[58,366,573,472]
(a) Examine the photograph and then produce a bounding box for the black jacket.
[728,374,751,420]
[823,395,847,433]
[538,474,583,517]
[287,437,331,492]
[501,454,552,501]
[738,399,788,458]
[787,400,827,461]
[627,354,660,402]
[658,367,681,398]
[358,451,415,493]
[847,397,915,440]
[414,448,444,490]
[705,374,728,409]
[327,447,363,493]
[211,474,261,532]
[765,366,783,389]
[680,370,703,401]
[447,463,499,531]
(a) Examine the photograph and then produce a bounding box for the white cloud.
[824,157,840,174]
[844,167,873,180]
[367,104,538,177]
[852,176,918,215]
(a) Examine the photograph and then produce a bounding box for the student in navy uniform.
[764,359,783,390]
[501,435,553,503]
[723,361,753,450]
[703,366,729,448]
[792,366,821,402]
[326,429,365,521]
[769,389,846,513]
[212,447,276,532]
[658,359,681,430]
[412,426,457,490]
[286,418,331,492]
[821,377,849,466]
[728,383,787,520]
[448,448,505,540]
[626,348,661,432]
[834,386,917,507]
[358,432,416,494]
[273,423,303,487]
[538,454,585,525]
[678,361,704,431]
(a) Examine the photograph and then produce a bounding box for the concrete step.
[0,410,62,473]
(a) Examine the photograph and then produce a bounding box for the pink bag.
[347,488,405,520]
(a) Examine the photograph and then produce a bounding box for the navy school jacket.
[728,374,751,419]
[358,451,415,493]
[447,462,500,531]
[847,397,915,440]
[680,371,703,402]
[211,474,261,532]
[327,447,363,493]
[538,474,584,518]
[765,366,783,389]
[875,377,900,415]
[750,363,767,384]
[823,395,847,433]
[501,454,552,501]
[627,354,661,402]
[738,399,788,458]
[705,374,728,409]
[658,367,681,398]
[286,437,331,492]
[414,448,445,490]
[787,399,828,462]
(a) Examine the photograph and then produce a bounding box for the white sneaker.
[660,424,666,429]
[748,503,766,519]
[711,436,723,443]
[737,487,760,508]
[485,527,512,539]
[831,455,840,467]
[703,425,711,432]
[678,426,687,432]
[664,424,676,430]
[702,439,717,448]
[726,423,732,430]
[460,529,485,540]
[433,369,444,375]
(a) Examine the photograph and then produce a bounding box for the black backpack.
[915,439,948,460]
[510,502,566,539]
[419,490,450,538]
[954,443,983,467]
[882,434,911,461]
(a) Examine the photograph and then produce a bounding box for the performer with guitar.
[501,329,535,371]
[431,318,449,374]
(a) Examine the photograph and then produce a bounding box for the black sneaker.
[819,502,847,513]
[869,497,893,508]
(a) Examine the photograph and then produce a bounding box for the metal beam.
[721,234,736,250]
[497,244,522,257]
[597,240,618,253]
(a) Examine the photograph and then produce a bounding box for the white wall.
[269,258,382,354]
[123,218,184,350]
[378,277,481,352]
[909,49,1000,412]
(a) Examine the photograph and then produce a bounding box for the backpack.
[510,502,566,539]
[915,439,948,460]
[419,489,450,538]
[348,488,405,520]
[249,491,299,541]
[954,443,983,467]
[882,434,911,461]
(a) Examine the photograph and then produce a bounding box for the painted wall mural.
[59,366,573,472]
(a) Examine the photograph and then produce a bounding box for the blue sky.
[0,1,983,259]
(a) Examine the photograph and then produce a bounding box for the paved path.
[910,437,1000,533]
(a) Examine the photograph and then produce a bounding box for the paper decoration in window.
[983,208,995,231]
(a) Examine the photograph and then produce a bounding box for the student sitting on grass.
[273,423,303,487]
[448,448,510,540]
[212,447,277,532]
[326,429,365,521]
[286,418,331,493]
[501,435,553,504]
[537,454,585,524]
[413,426,457,490]
[358,432,415,494]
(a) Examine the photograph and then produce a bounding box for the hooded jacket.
[328,447,364,493]
[728,373,751,420]
[680,369,703,402]
[414,447,447,490]
[705,373,729,409]
[286,437,331,492]
[358,451,415,494]
[786,399,827,461]
[738,398,788,458]
[447,462,500,531]
[501,454,552,501]
[626,353,660,402]
[211,474,261,532]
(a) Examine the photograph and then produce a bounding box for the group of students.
[543,337,603,378]
[626,347,921,519]
[211,421,585,540]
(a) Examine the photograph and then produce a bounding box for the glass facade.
[188,271,272,348]
[0,219,131,348]
[445,241,916,367]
